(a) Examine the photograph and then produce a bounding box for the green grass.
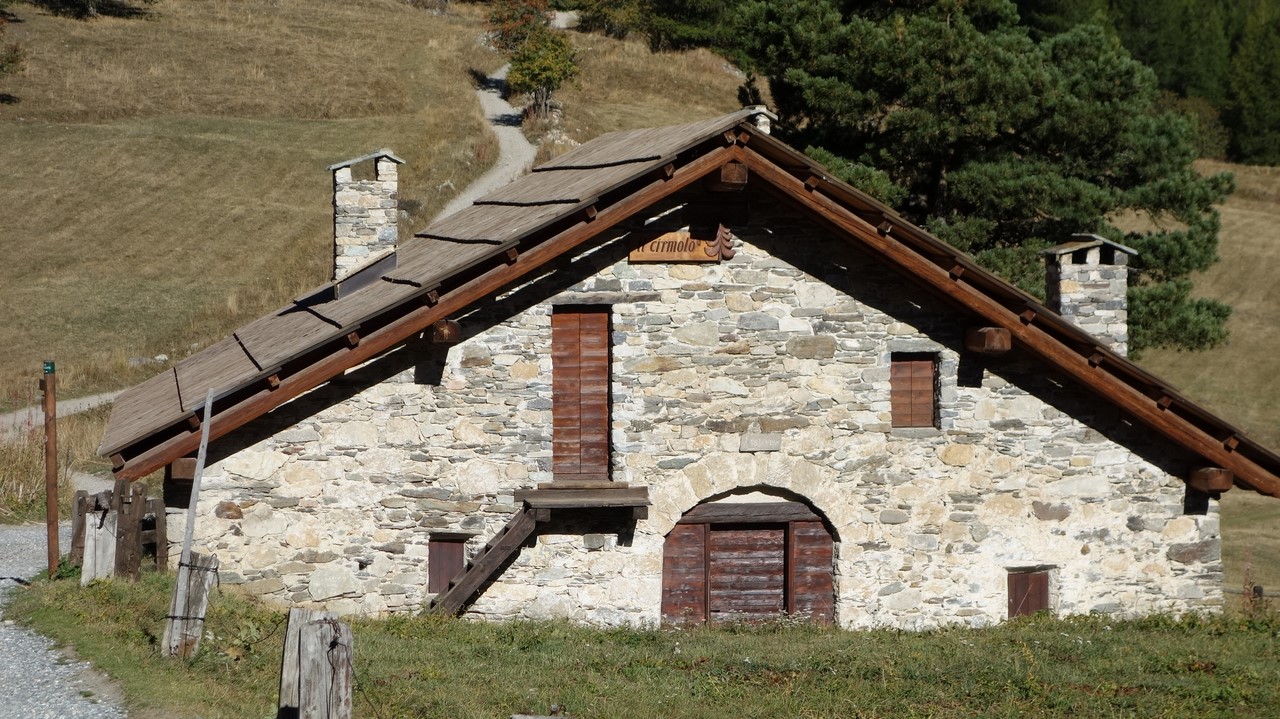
[6,572,1280,719]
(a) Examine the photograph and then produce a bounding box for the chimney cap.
[742,104,778,122]
[327,149,405,171]
[1041,233,1139,258]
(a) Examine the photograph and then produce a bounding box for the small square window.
[890,353,938,428]
[1008,569,1051,617]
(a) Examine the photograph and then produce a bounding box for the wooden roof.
[100,109,1280,499]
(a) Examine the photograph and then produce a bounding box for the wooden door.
[708,524,786,622]
[660,523,707,624]
[661,502,835,625]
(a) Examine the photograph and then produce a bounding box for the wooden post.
[69,490,89,567]
[80,498,117,586]
[114,480,148,581]
[160,551,219,658]
[163,387,216,659]
[41,360,58,577]
[144,497,169,571]
[278,608,353,719]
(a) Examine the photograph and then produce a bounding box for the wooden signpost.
[41,360,58,577]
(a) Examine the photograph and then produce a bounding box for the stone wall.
[332,155,399,282]
[180,187,1222,628]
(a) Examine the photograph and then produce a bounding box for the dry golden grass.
[0,0,501,410]
[1139,161,1280,451]
[1220,490,1280,592]
[0,404,111,523]
[549,32,745,144]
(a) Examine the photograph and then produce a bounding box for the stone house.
[100,109,1280,629]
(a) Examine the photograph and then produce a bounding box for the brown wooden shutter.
[1008,570,1050,617]
[661,523,708,624]
[787,520,835,623]
[891,354,937,428]
[552,308,611,480]
[428,537,466,594]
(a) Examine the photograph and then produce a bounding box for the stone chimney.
[1042,234,1138,356]
[744,105,777,135]
[328,150,405,282]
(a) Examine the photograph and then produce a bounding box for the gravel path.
[0,391,119,440]
[0,524,128,718]
[436,63,538,221]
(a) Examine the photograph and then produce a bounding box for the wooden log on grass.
[278,608,353,719]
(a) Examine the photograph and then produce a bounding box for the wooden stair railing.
[427,505,549,616]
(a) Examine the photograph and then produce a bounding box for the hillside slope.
[0,0,501,410]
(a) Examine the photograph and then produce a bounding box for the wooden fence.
[69,479,167,583]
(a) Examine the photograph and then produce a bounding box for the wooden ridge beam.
[738,145,1280,498]
[113,145,737,481]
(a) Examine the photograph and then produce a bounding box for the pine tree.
[1229,2,1280,164]
[733,0,1233,353]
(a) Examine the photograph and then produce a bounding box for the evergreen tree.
[733,0,1233,353]
[1229,2,1280,164]
[1014,0,1109,40]
[1111,0,1230,106]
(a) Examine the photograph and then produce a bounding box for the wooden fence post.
[69,490,89,567]
[160,551,219,658]
[143,497,168,571]
[114,480,147,581]
[278,608,353,719]
[80,488,118,584]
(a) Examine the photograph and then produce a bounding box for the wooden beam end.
[963,327,1011,355]
[1188,466,1234,493]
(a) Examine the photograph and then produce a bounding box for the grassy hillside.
[0,0,502,411]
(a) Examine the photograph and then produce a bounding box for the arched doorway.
[661,499,835,624]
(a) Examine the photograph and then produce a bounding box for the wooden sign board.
[629,231,719,263]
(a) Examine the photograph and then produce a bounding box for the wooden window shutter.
[552,307,611,481]
[1008,570,1050,618]
[428,536,468,594]
[890,353,937,428]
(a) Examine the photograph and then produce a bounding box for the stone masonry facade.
[181,187,1222,629]
[332,154,400,282]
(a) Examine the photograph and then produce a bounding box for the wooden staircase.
[427,505,549,616]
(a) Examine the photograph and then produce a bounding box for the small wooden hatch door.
[661,501,834,624]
